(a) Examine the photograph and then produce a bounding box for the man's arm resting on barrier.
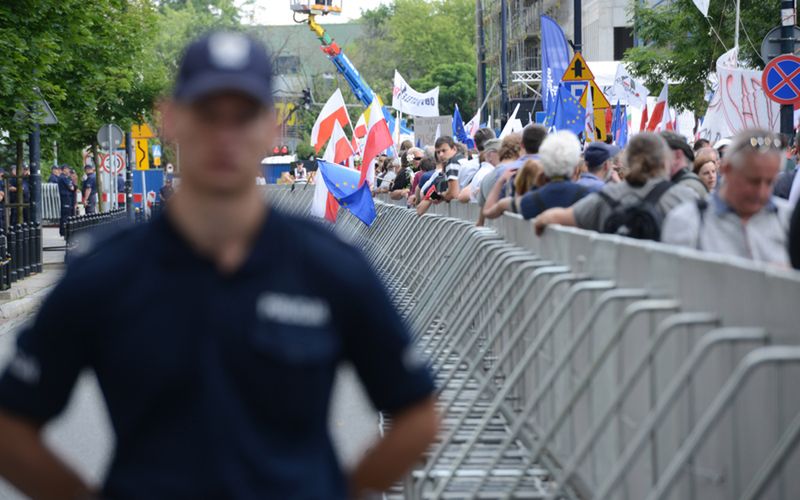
[442,179,459,202]
[389,189,409,201]
[533,207,576,235]
[349,396,438,498]
[416,198,432,216]
[0,410,93,499]
[483,168,516,220]
[456,185,472,204]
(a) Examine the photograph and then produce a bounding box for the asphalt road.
[0,316,380,498]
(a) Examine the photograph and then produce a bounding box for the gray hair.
[539,131,582,178]
[724,129,784,170]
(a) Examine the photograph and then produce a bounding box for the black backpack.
[597,181,673,241]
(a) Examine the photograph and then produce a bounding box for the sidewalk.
[0,227,65,330]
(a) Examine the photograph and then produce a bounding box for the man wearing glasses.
[662,129,792,266]
[390,147,424,201]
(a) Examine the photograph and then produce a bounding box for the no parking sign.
[762,54,800,105]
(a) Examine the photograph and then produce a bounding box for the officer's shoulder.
[65,221,151,278]
[271,208,367,269]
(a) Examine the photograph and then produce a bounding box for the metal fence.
[267,185,800,500]
[42,182,60,221]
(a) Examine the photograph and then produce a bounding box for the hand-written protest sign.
[392,70,439,117]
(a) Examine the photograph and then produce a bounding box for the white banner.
[392,70,439,117]
[608,64,650,108]
[698,48,780,142]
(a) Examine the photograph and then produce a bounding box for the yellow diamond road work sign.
[132,123,156,139]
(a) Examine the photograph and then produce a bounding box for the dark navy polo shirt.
[514,180,589,220]
[83,174,97,199]
[0,207,435,499]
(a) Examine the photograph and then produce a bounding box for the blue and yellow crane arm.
[306,14,408,135]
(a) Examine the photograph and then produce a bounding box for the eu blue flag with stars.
[611,102,629,148]
[553,82,586,136]
[540,15,570,122]
[452,104,474,148]
[318,160,377,226]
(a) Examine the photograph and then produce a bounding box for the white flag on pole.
[391,70,440,117]
[499,103,521,138]
[464,107,482,138]
[692,0,710,17]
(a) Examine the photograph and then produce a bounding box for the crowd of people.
[368,125,800,270]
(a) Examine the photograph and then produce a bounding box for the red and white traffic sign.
[100,152,126,174]
[762,54,800,105]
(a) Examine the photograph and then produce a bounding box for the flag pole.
[396,102,402,148]
[734,0,741,52]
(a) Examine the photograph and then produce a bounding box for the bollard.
[27,221,35,275]
[0,229,6,291]
[8,225,17,285]
[21,222,30,278]
[16,224,24,279]
[34,222,42,273]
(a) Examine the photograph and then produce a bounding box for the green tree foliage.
[625,0,780,114]
[412,62,476,118]
[349,0,476,115]
[0,0,242,171]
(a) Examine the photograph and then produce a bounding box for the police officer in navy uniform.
[83,164,97,214]
[57,164,75,236]
[47,164,61,184]
[0,32,438,500]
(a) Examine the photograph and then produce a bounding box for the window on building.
[614,27,634,61]
[274,56,301,75]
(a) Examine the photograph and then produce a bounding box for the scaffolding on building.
[477,0,564,127]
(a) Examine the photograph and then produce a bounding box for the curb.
[0,285,57,321]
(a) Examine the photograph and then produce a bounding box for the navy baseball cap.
[173,31,274,107]
[584,142,620,169]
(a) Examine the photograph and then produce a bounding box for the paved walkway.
[0,227,65,330]
[0,226,380,498]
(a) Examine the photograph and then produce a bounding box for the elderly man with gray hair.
[661,129,792,266]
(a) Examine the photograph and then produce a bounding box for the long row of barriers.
[266,185,800,500]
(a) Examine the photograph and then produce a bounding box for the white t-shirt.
[379,170,397,190]
[469,162,495,203]
[458,157,480,188]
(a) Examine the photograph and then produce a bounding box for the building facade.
[477,0,633,126]
[251,23,364,149]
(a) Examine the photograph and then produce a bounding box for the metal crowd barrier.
[265,185,800,500]
[42,182,60,221]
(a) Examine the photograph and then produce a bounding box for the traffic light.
[302,88,312,109]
